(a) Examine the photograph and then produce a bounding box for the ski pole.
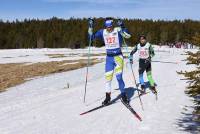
[84,18,93,103]
[129,63,144,110]
[120,26,144,110]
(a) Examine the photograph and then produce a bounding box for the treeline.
[0,17,200,49]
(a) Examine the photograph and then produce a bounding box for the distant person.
[129,35,157,94]
[190,43,194,49]
[88,18,131,105]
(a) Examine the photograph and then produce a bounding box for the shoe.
[102,92,111,105]
[140,84,145,94]
[150,86,157,94]
[121,92,129,104]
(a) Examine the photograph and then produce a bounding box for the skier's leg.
[139,73,145,85]
[147,71,155,87]
[105,56,115,93]
[146,62,155,87]
[114,55,125,93]
[139,59,145,87]
[146,62,157,94]
[138,59,146,93]
[114,55,129,104]
[147,71,157,94]
[103,56,115,105]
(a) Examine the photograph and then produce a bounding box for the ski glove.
[88,27,93,36]
[88,18,94,36]
[129,56,133,64]
[117,19,125,28]
[88,19,93,27]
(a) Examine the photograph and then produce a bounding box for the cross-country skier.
[88,18,131,105]
[129,35,157,94]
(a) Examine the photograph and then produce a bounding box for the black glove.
[129,56,133,64]
[88,18,94,28]
[88,18,94,36]
[117,19,125,28]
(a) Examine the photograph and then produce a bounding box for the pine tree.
[178,34,200,122]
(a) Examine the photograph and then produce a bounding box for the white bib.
[137,43,151,59]
[103,28,120,50]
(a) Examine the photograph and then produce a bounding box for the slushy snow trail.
[0,48,196,134]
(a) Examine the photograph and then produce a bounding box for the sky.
[0,0,200,21]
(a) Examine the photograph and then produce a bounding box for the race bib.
[139,49,149,59]
[103,29,120,50]
[137,43,150,59]
[105,36,116,45]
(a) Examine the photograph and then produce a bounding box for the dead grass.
[81,53,106,57]
[45,54,67,58]
[0,59,102,92]
[46,53,106,59]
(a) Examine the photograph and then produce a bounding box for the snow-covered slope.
[0,45,181,64]
[0,47,105,64]
[0,48,196,134]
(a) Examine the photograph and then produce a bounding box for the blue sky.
[0,0,200,21]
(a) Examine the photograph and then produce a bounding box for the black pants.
[139,59,152,75]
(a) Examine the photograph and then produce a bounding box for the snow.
[0,47,105,64]
[0,45,184,64]
[0,47,198,134]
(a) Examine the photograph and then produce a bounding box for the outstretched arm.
[88,27,104,40]
[130,45,138,56]
[92,29,104,41]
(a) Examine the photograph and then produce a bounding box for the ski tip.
[80,112,86,116]
[136,116,142,121]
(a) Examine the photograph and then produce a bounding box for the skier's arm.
[121,28,131,39]
[149,44,155,58]
[116,27,131,39]
[130,45,138,56]
[92,29,104,41]
[88,29,104,46]
[128,45,137,64]
[116,19,131,39]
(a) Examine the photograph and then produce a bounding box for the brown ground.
[0,59,102,92]
[45,54,68,58]
[81,53,106,57]
[45,53,106,58]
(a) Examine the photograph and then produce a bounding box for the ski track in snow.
[0,47,197,134]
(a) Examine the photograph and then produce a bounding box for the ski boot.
[140,84,146,94]
[150,86,157,94]
[150,86,158,100]
[102,92,111,106]
[121,92,129,104]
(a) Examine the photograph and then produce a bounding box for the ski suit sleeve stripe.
[130,45,138,56]
[120,28,131,39]
[149,44,155,57]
